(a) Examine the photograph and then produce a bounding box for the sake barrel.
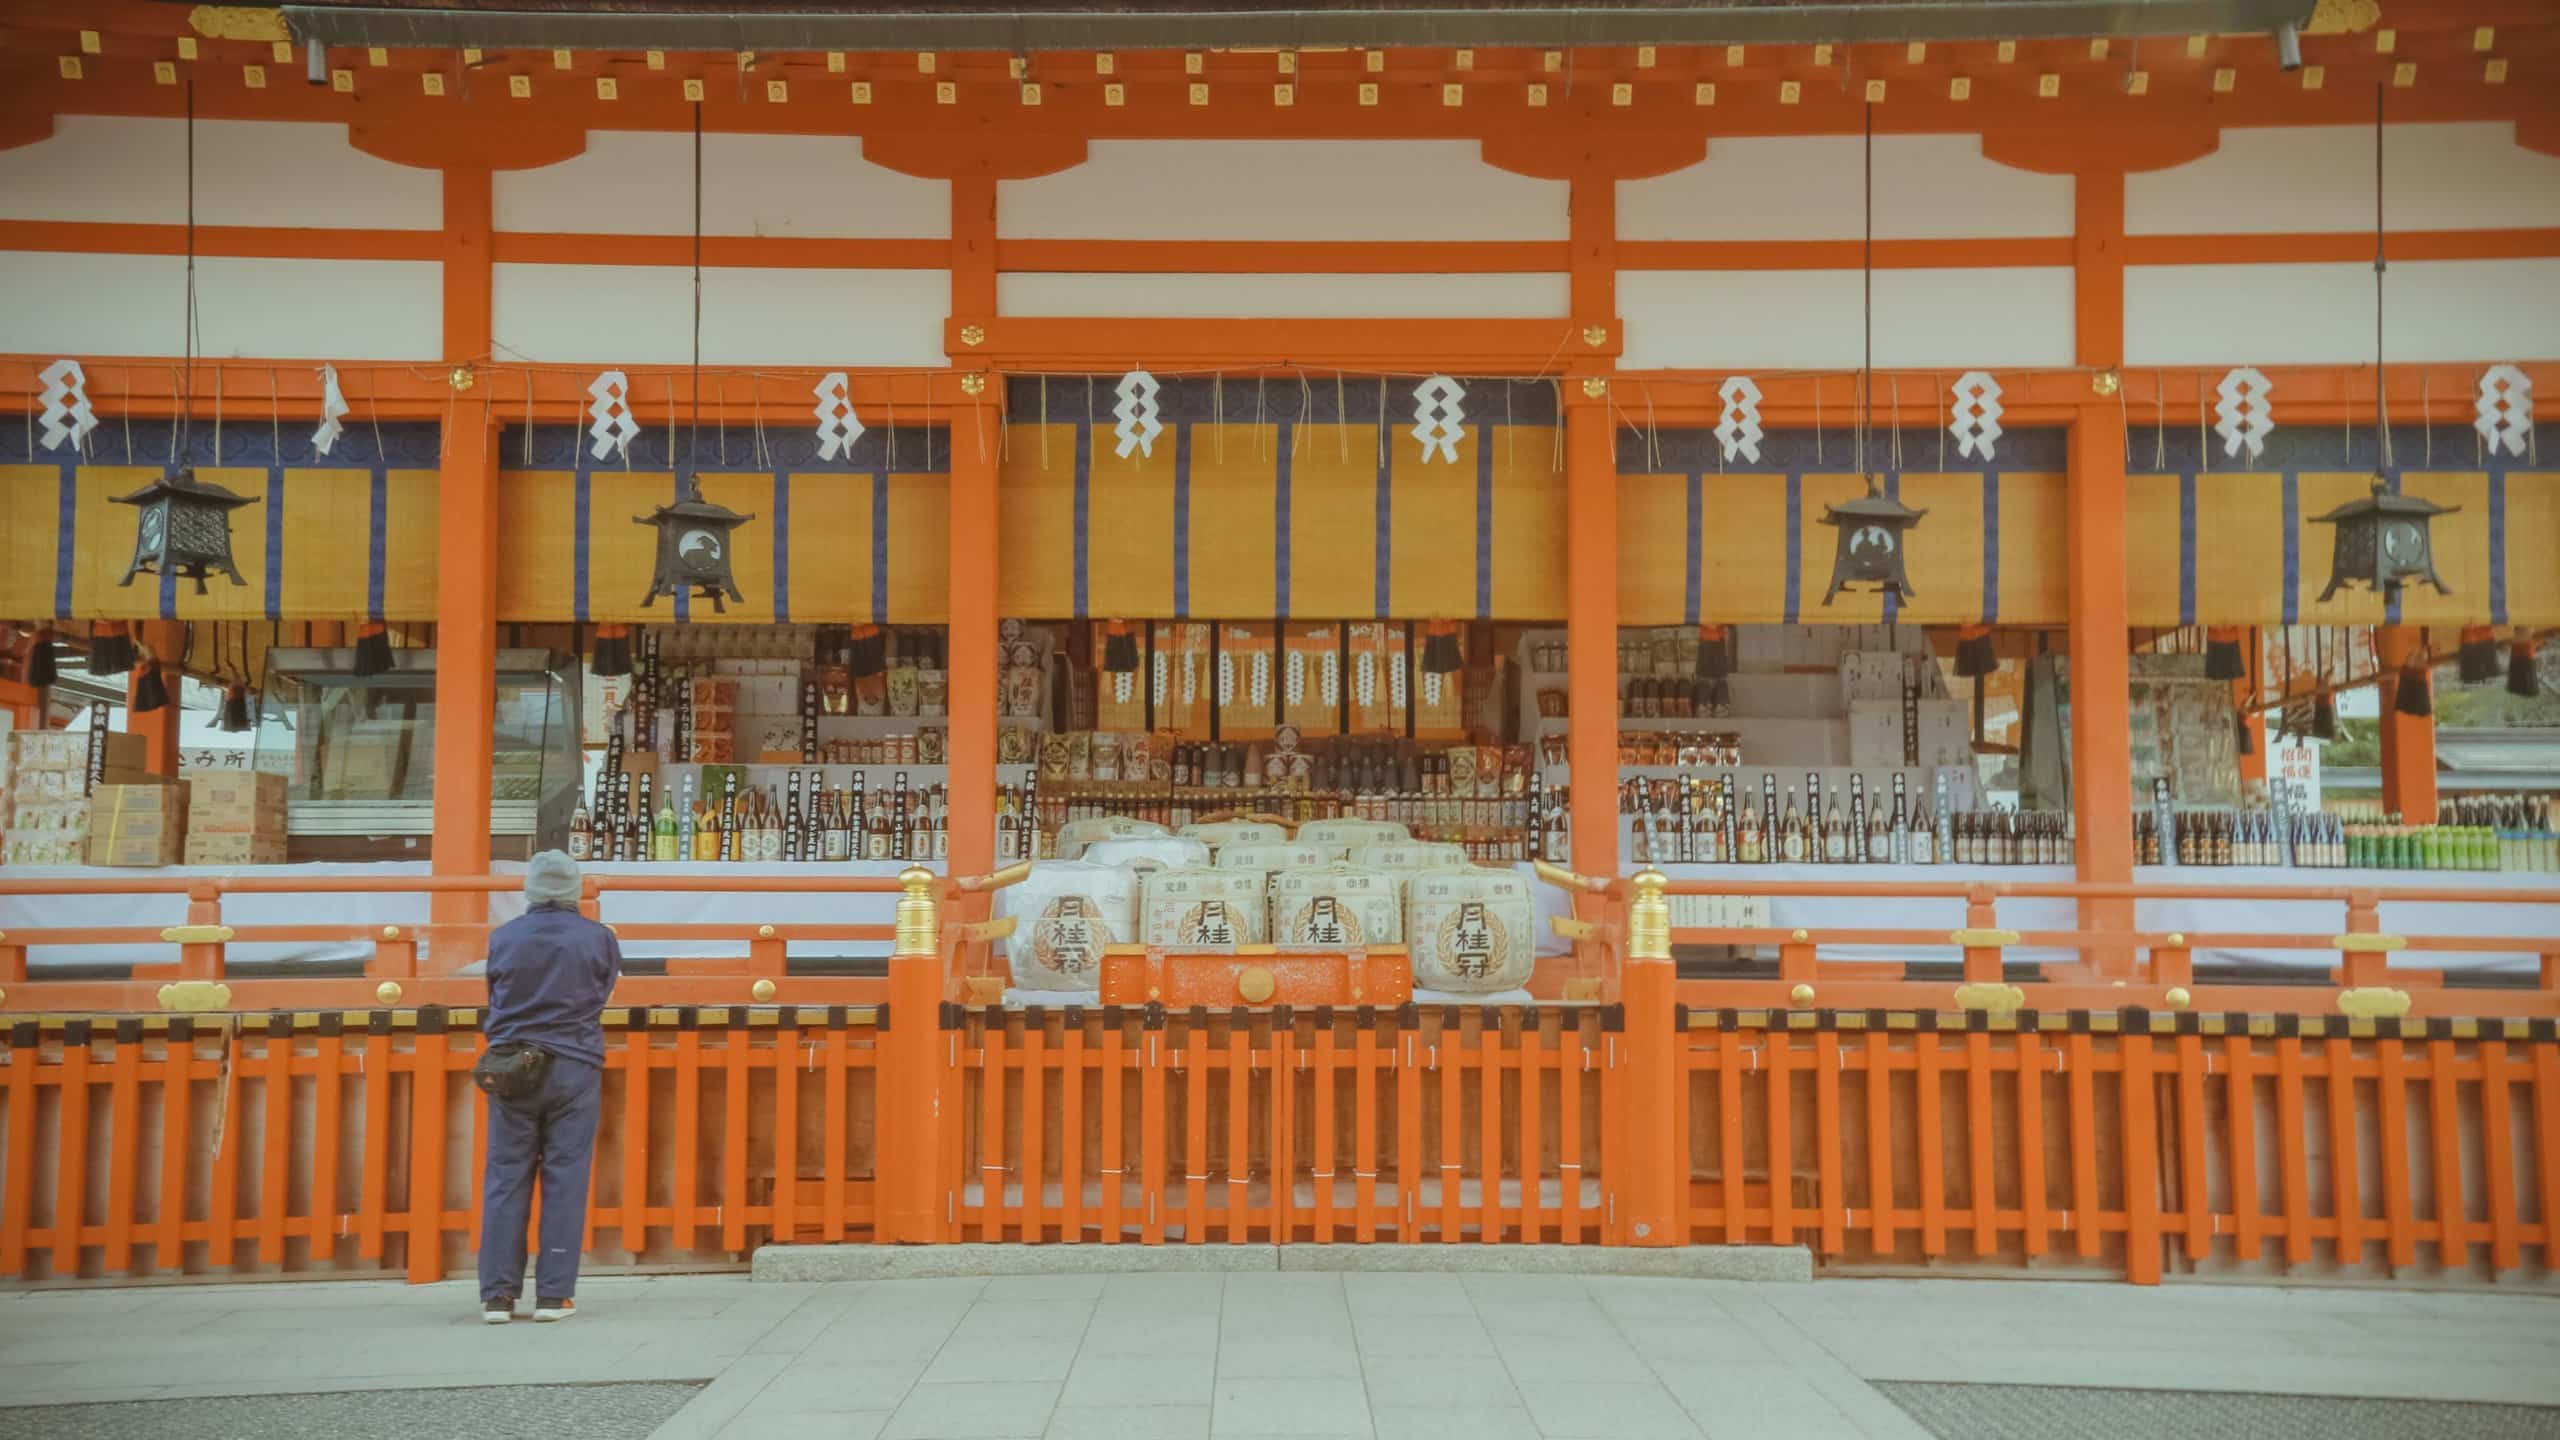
[1405,868,1534,993]
[994,861,1138,991]
[1140,866,1270,949]
[1215,842,1333,878]
[1347,840,1471,871]
[1080,835,1213,874]
[1177,819,1290,854]
[1054,814,1168,860]
[1269,866,1405,948]
[1297,818,1412,851]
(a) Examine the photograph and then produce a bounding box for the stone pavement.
[2,1269,2555,1439]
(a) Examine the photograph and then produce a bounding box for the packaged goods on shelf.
[998,862,1140,991]
[1406,868,1534,994]
[1271,867,1405,947]
[1296,817,1411,850]
[1179,819,1289,852]
[184,834,289,866]
[1078,835,1211,873]
[88,779,187,866]
[1140,866,1269,948]
[1350,840,1471,871]
[1056,814,1168,859]
[1216,841,1333,875]
[188,771,289,836]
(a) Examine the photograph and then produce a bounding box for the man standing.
[479,850,620,1324]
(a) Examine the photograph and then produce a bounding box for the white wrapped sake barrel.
[1215,842,1332,878]
[1405,868,1534,994]
[1140,866,1270,949]
[1177,819,1289,854]
[994,861,1139,991]
[1347,840,1471,871]
[1054,814,1169,860]
[1297,818,1411,851]
[1269,866,1405,948]
[1080,834,1212,875]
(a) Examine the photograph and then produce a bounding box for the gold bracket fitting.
[158,980,234,1012]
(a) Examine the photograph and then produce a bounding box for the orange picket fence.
[4,865,2559,1286]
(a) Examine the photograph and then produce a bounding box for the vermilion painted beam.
[1564,386,1618,884]
[946,317,1618,372]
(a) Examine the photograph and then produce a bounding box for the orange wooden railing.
[5,864,2559,1284]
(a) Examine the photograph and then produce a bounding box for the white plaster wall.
[1619,267,2075,369]
[492,263,950,364]
[997,141,1568,241]
[0,252,440,358]
[2127,123,2560,235]
[2126,260,2560,365]
[1620,135,2075,241]
[493,132,948,237]
[996,271,1570,319]
[0,116,442,229]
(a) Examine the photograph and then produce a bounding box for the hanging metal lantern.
[637,477,754,613]
[114,467,258,595]
[1819,481,1925,605]
[2311,478,2457,601]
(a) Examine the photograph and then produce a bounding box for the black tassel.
[2203,628,2246,682]
[352,621,393,678]
[2393,664,2433,719]
[2235,711,2255,757]
[848,624,887,679]
[2511,638,2541,699]
[591,624,632,679]
[26,630,56,689]
[1694,626,1732,680]
[1420,624,1463,675]
[218,684,252,732]
[89,622,135,677]
[2310,690,2339,741]
[2458,627,2500,684]
[1953,626,1997,679]
[1102,622,1141,674]
[131,657,170,714]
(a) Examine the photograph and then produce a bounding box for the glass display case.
[258,648,580,860]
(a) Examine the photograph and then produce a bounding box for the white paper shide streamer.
[587,370,641,461]
[38,359,98,453]
[1715,376,1763,462]
[2213,367,2273,460]
[2476,364,2532,459]
[1948,371,2003,461]
[1113,369,1163,458]
[813,372,864,460]
[1412,375,1466,463]
[310,364,351,456]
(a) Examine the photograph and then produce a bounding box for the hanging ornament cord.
[2372,82,2392,478]
[1858,102,1875,494]
[687,101,704,497]
[176,77,199,467]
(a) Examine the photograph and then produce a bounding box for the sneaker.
[533,1298,576,1323]
[482,1301,515,1325]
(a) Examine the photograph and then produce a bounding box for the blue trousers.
[477,1055,601,1306]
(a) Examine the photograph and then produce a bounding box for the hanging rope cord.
[1857,102,1874,490]
[2373,82,2391,473]
[176,77,198,461]
[687,102,704,497]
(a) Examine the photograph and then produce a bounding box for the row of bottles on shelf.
[1616,773,2070,866]
[1620,675,1733,720]
[2135,809,2343,868]
[2336,797,2559,871]
[1035,791,1538,862]
[569,756,1038,864]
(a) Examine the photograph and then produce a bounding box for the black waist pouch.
[473,1042,553,1101]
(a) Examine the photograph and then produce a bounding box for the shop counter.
[1648,863,2560,975]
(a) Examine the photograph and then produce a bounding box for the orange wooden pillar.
[127,621,184,776]
[2065,165,2137,962]
[1563,382,1618,883]
[2375,625,2438,823]
[430,166,498,965]
[879,867,951,1243]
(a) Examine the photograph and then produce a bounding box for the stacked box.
[1406,869,1535,994]
[185,771,290,865]
[7,729,147,863]
[1140,867,1268,949]
[994,861,1139,991]
[88,780,187,866]
[1269,867,1404,948]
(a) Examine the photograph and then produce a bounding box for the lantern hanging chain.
[1857,101,1874,495]
[2373,82,2392,477]
[176,76,198,467]
[687,100,705,498]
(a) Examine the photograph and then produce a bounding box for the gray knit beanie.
[525,849,582,906]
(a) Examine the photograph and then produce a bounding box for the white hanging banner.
[1949,371,2004,461]
[1112,369,1163,458]
[2213,367,2273,460]
[813,371,863,460]
[587,370,641,461]
[2476,363,2532,459]
[311,363,351,456]
[1715,376,1763,462]
[37,358,98,453]
[1411,375,1466,463]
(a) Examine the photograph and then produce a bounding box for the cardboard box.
[191,771,289,812]
[92,780,184,816]
[89,828,185,866]
[1848,701,1907,768]
[1838,651,1908,705]
[1914,699,1975,769]
[184,833,289,866]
